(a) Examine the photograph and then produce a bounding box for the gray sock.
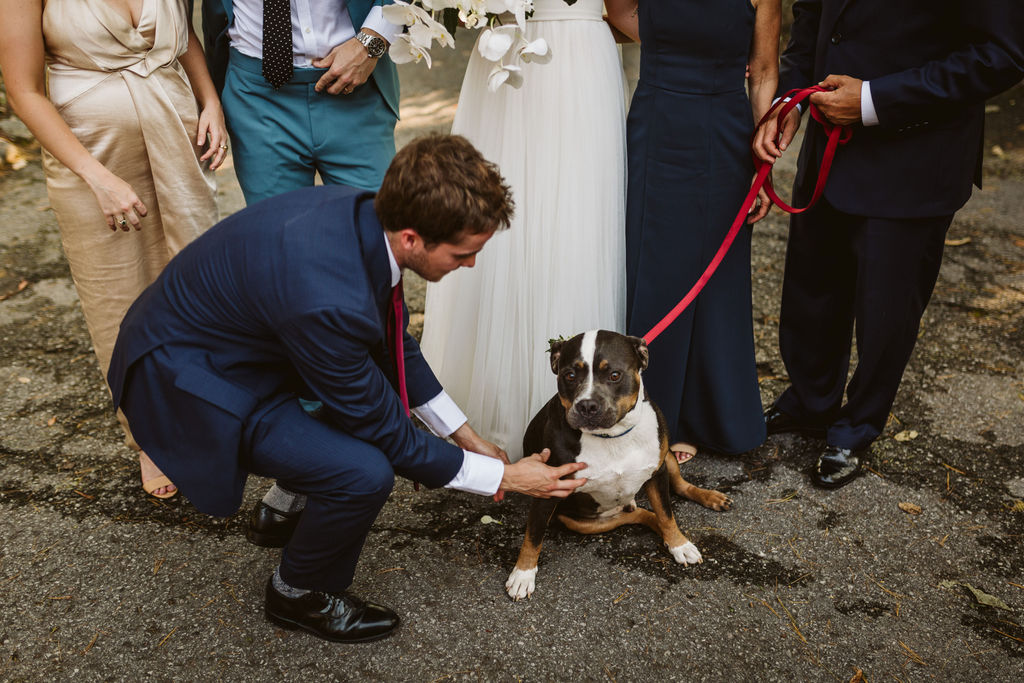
[262,484,306,513]
[272,566,310,598]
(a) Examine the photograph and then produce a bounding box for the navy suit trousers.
[244,399,397,592]
[775,192,951,450]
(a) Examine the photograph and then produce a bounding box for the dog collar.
[592,424,636,439]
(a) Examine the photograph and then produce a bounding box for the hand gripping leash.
[641,86,853,345]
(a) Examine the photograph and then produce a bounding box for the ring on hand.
[219,144,228,150]
[342,87,352,94]
[118,218,128,227]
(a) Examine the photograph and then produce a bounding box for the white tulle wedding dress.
[420,0,626,461]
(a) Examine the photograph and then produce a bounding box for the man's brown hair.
[375,135,514,245]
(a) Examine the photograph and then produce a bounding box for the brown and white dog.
[505,330,732,600]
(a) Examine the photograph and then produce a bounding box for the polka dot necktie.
[262,0,293,89]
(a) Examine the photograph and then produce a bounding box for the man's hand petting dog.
[500,449,588,499]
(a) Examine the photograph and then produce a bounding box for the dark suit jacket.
[200,0,400,117]
[779,0,1023,218]
[108,187,462,516]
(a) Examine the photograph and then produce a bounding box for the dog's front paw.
[505,567,538,601]
[669,541,703,566]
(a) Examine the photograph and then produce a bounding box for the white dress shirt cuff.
[412,391,468,438]
[445,451,505,496]
[360,6,401,46]
[771,96,803,115]
[861,80,879,126]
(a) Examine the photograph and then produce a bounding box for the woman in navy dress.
[607,0,780,460]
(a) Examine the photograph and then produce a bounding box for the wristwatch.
[356,30,388,59]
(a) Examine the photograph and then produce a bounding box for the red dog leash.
[642,86,853,345]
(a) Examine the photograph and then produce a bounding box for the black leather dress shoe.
[246,502,302,548]
[265,579,399,643]
[812,445,865,489]
[764,405,827,438]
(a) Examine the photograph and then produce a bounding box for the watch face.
[362,33,386,58]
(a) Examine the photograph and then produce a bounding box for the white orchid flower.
[389,34,432,68]
[477,26,517,62]
[420,0,460,9]
[518,37,550,63]
[382,0,433,27]
[487,62,523,91]
[458,5,486,29]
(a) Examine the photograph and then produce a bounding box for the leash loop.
[641,86,852,345]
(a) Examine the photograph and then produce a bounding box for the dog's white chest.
[573,404,660,515]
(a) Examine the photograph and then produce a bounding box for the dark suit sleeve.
[279,308,462,488]
[869,2,1024,128]
[778,0,823,95]
[201,0,230,93]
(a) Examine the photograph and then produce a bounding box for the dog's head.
[548,330,649,431]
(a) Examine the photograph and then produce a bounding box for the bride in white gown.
[421,0,626,461]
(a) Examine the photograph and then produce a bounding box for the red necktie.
[388,278,410,415]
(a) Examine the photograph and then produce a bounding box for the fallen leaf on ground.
[939,580,1013,611]
[898,502,922,515]
[480,515,502,525]
[963,583,1013,611]
[944,236,971,247]
[991,145,1005,157]
[894,430,919,441]
[849,670,865,683]
[17,377,31,384]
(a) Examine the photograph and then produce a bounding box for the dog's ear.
[548,339,565,374]
[627,335,649,372]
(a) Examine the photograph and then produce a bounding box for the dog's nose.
[576,399,601,418]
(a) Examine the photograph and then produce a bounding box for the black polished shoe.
[246,502,302,548]
[265,579,399,643]
[812,446,865,489]
[764,405,828,438]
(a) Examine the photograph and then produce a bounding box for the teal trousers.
[222,49,397,204]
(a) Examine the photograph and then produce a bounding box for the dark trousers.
[244,399,396,592]
[774,195,952,450]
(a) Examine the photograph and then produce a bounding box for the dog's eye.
[564,370,576,382]
[609,371,622,382]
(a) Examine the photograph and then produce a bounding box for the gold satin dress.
[41,0,218,447]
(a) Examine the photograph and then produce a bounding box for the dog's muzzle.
[567,398,620,431]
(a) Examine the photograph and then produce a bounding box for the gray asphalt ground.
[2,36,1023,682]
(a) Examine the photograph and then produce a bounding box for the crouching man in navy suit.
[753,0,1024,489]
[107,135,588,643]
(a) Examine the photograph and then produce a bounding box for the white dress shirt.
[229,0,400,66]
[382,234,506,497]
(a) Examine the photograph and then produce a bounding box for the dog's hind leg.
[663,450,733,511]
[643,468,703,566]
[506,499,559,601]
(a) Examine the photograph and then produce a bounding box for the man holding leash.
[754,0,1023,488]
[107,135,588,643]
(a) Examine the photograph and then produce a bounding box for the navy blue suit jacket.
[108,187,462,517]
[780,0,1023,218]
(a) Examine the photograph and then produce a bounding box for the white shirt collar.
[383,232,401,287]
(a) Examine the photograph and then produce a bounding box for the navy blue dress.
[625,0,765,454]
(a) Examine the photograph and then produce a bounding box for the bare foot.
[140,451,177,498]
[670,442,697,465]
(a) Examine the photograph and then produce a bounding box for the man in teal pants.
[202,0,401,203]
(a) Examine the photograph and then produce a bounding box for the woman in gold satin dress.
[0,0,226,498]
